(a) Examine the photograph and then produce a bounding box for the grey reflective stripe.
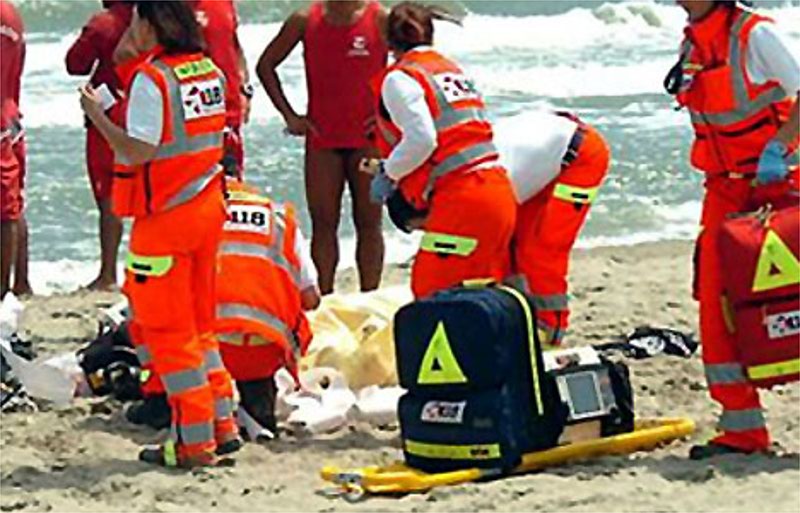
[136,345,153,366]
[432,141,498,178]
[435,107,488,132]
[530,294,569,312]
[219,242,301,286]
[162,368,207,395]
[163,163,221,211]
[729,12,753,111]
[719,408,766,432]
[204,349,224,372]
[689,12,789,127]
[705,363,747,385]
[178,421,215,445]
[689,87,786,126]
[216,303,300,358]
[215,398,233,419]
[155,132,223,160]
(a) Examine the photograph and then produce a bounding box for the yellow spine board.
[320,418,696,495]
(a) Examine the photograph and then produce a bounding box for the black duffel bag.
[76,322,143,401]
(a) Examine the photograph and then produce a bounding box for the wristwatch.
[240,83,254,100]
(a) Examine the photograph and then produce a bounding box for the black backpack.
[394,284,566,473]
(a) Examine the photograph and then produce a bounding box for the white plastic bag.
[0,293,23,340]
[0,341,77,407]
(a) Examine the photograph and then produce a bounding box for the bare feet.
[83,277,120,292]
[11,283,33,298]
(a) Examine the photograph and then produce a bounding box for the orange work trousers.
[125,179,236,459]
[412,167,517,299]
[512,125,609,346]
[695,174,795,452]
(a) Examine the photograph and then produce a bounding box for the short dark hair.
[387,2,461,52]
[136,0,205,55]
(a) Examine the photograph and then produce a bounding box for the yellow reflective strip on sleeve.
[173,58,217,80]
[139,369,151,384]
[420,232,478,256]
[405,440,501,460]
[126,253,174,277]
[553,183,600,205]
[499,286,544,416]
[462,278,496,288]
[747,359,800,381]
[752,230,800,293]
[227,190,271,205]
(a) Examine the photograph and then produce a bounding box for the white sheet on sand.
[1,287,413,434]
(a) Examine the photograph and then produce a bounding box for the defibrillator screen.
[565,372,602,416]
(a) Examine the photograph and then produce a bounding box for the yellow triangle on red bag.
[752,230,800,292]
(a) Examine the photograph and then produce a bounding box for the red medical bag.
[718,204,799,388]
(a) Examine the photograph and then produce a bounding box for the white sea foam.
[21,3,800,128]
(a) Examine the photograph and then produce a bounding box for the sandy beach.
[1,240,799,512]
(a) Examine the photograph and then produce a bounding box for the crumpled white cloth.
[270,367,403,435]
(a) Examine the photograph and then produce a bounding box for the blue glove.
[369,170,396,205]
[756,140,789,185]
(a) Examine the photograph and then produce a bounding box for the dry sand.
[1,240,799,512]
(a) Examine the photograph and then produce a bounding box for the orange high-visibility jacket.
[676,7,795,175]
[373,49,498,209]
[215,180,312,367]
[112,51,226,217]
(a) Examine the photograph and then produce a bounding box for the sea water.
[13,0,800,293]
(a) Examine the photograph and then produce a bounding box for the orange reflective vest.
[112,51,226,218]
[372,49,498,209]
[215,180,313,369]
[676,7,796,175]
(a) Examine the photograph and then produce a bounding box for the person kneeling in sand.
[378,110,610,346]
[128,177,321,439]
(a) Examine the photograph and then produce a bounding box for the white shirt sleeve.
[746,22,800,95]
[293,229,319,292]
[126,73,164,146]
[381,70,438,180]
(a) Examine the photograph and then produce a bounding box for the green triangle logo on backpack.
[417,321,468,385]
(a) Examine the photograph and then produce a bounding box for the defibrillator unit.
[544,346,634,440]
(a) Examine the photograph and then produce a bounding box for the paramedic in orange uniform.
[367,1,516,299]
[496,111,610,347]
[257,0,387,295]
[66,0,133,291]
[80,0,239,468]
[216,178,320,438]
[667,0,799,459]
[1,0,30,299]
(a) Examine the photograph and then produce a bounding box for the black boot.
[689,441,753,460]
[237,377,278,437]
[125,394,171,430]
